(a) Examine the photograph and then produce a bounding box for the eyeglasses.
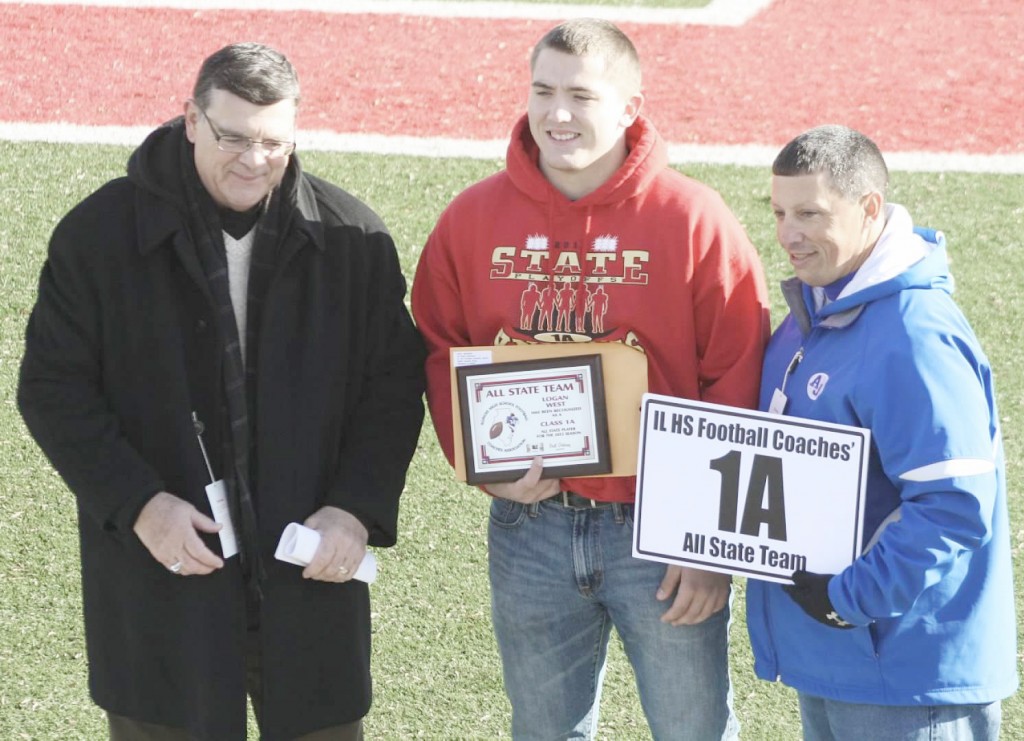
[197,105,296,158]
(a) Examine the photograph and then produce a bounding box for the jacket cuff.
[828,575,872,626]
[107,486,163,535]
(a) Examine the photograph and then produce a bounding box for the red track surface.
[1,0,1022,153]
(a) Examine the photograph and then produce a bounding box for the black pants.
[107,632,364,741]
[108,714,362,741]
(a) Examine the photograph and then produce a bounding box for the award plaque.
[455,354,612,485]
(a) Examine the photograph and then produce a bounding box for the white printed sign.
[633,394,869,584]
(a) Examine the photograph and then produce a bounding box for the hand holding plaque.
[455,355,612,485]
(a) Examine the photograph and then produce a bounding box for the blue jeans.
[798,694,1002,741]
[488,495,738,741]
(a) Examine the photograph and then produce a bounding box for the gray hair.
[773,125,889,200]
[531,18,641,95]
[193,42,300,109]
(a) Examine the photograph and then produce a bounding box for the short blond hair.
[531,19,641,95]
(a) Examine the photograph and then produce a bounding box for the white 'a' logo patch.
[806,372,829,400]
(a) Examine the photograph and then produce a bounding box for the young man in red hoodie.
[413,19,769,740]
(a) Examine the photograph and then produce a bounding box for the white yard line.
[0,0,773,25]
[2,122,1021,173]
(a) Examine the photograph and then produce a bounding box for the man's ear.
[862,190,884,222]
[183,99,200,144]
[621,91,644,127]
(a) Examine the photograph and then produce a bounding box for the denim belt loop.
[527,501,541,518]
[612,502,625,525]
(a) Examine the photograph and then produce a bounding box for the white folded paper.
[274,522,377,583]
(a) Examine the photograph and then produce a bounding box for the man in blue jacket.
[748,125,1017,740]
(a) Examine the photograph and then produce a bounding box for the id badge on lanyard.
[192,412,239,558]
[768,348,804,416]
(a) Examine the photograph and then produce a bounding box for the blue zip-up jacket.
[747,204,1017,705]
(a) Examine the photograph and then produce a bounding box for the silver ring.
[168,560,183,574]
[337,565,349,575]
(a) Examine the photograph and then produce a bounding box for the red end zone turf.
[0,0,1021,154]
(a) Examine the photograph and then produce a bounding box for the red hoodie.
[413,114,770,502]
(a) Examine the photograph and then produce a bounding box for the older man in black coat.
[17,43,425,740]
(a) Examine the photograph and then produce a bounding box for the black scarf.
[178,136,295,598]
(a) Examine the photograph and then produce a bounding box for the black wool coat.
[17,123,425,740]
